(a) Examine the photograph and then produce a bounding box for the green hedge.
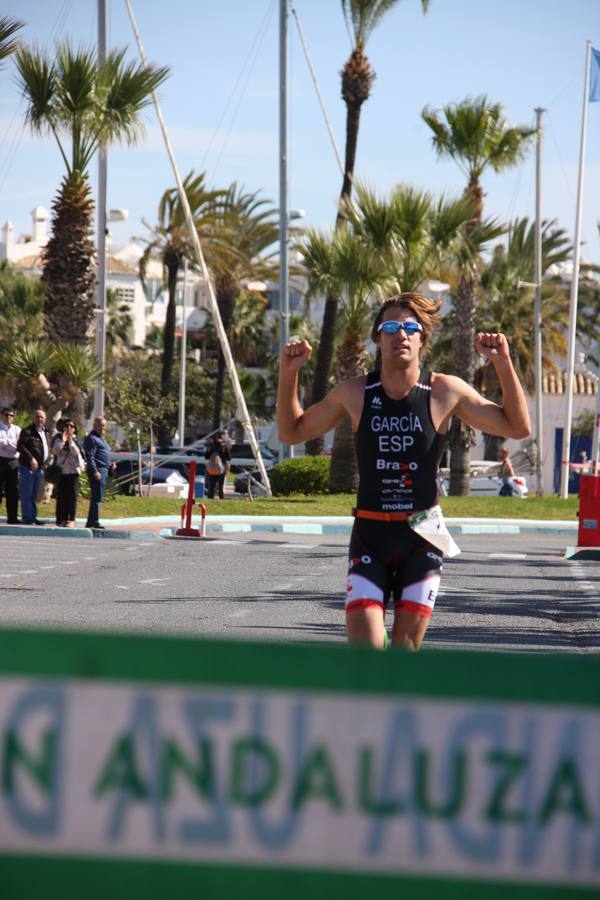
[270,455,331,495]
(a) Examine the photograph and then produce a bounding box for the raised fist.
[280,339,312,374]
[476,332,510,362]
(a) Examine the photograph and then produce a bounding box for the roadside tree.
[307,0,430,455]
[15,42,168,345]
[422,95,534,493]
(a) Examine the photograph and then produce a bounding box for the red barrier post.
[175,460,205,538]
[578,474,600,547]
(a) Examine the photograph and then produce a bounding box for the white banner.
[1,677,599,887]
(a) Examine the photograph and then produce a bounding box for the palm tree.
[0,16,23,65]
[204,290,271,368]
[422,95,534,493]
[15,42,168,345]
[0,339,101,426]
[341,182,480,291]
[0,340,55,412]
[202,183,279,429]
[306,0,430,455]
[48,344,103,426]
[429,217,571,459]
[300,227,390,491]
[139,170,222,420]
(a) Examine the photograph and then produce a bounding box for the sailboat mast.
[559,40,592,498]
[278,0,290,461]
[533,107,544,495]
[94,0,108,419]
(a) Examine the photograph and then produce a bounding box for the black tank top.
[355,368,444,513]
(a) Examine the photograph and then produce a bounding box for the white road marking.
[115,585,130,591]
[229,609,251,618]
[16,569,36,574]
[39,565,56,569]
[60,561,79,565]
[488,553,527,560]
[139,577,171,585]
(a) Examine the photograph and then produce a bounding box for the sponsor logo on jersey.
[427,551,442,564]
[371,394,382,407]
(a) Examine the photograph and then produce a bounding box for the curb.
[159,516,579,538]
[0,521,162,541]
[1,516,578,540]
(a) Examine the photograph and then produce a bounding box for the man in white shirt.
[0,407,21,524]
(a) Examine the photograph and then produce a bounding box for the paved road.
[0,532,598,652]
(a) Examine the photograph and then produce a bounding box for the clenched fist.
[476,332,510,363]
[280,339,312,374]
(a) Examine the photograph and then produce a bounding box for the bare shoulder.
[332,374,367,400]
[430,372,470,401]
[330,375,367,426]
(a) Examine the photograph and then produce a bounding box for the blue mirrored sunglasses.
[377,319,422,335]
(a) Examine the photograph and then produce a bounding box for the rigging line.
[545,110,575,209]
[201,0,275,173]
[50,0,75,46]
[0,123,25,196]
[291,5,344,176]
[504,154,526,225]
[124,0,272,496]
[546,70,581,110]
[209,0,275,182]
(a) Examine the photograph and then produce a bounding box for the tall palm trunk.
[158,251,180,447]
[212,283,236,430]
[328,330,369,492]
[42,171,96,345]
[449,273,476,495]
[305,294,339,455]
[306,48,373,456]
[449,176,482,495]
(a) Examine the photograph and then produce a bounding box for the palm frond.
[2,340,55,378]
[340,0,425,48]
[0,15,23,64]
[51,343,103,390]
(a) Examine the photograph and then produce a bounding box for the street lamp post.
[94,0,107,422]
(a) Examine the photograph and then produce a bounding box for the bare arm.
[441,333,531,439]
[276,340,348,445]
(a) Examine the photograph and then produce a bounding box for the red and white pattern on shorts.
[394,573,440,619]
[345,573,384,612]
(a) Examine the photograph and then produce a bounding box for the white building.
[0,206,208,346]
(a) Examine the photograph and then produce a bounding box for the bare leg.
[346,606,386,649]
[391,609,430,651]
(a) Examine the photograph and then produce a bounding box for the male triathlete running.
[276,293,531,651]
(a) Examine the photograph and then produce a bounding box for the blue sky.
[0,0,598,263]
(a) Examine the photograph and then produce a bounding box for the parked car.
[233,470,268,496]
[228,443,276,473]
[110,452,205,494]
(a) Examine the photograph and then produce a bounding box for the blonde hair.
[371,292,442,351]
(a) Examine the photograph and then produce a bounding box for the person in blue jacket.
[83,417,116,529]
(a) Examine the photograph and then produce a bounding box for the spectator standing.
[221,426,233,452]
[205,431,230,500]
[0,407,21,523]
[83,417,116,530]
[498,445,516,496]
[17,409,51,525]
[51,420,85,526]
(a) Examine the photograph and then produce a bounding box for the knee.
[394,633,422,652]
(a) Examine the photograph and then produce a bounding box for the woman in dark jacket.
[204,431,231,500]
